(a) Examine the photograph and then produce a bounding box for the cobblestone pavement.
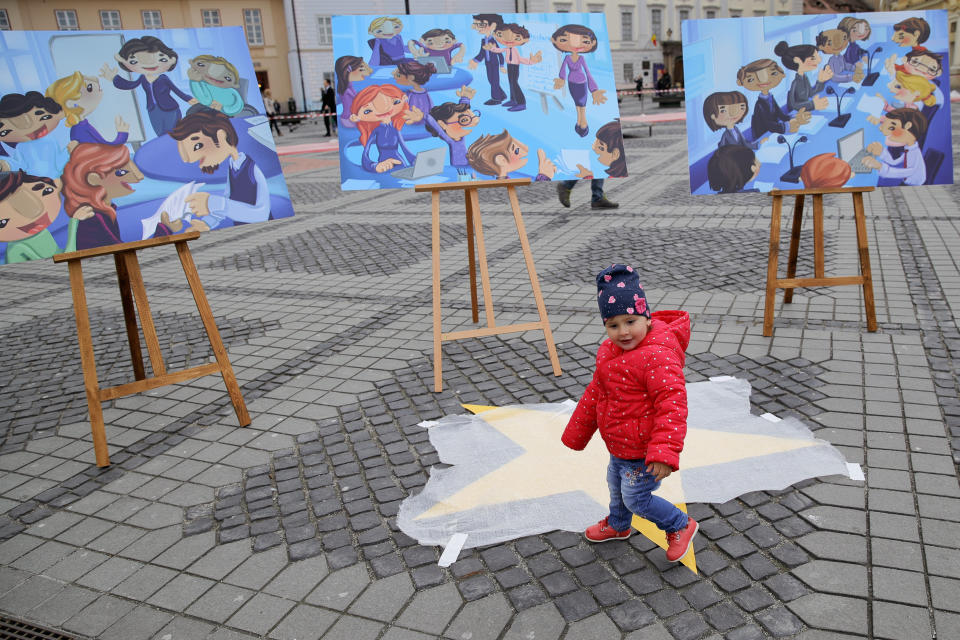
[0,99,958,640]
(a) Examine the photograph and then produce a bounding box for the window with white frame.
[100,10,122,30]
[318,16,332,45]
[679,9,690,23]
[624,62,634,82]
[621,10,633,40]
[555,3,571,12]
[588,4,604,13]
[651,8,662,40]
[706,9,716,19]
[202,9,221,27]
[142,10,162,28]
[0,9,10,30]
[244,9,264,45]
[56,9,79,30]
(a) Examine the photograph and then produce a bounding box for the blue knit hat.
[596,263,650,320]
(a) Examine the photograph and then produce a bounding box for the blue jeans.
[606,455,688,533]
[562,178,605,202]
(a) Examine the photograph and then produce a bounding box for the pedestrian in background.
[261,88,282,137]
[635,74,643,102]
[321,79,337,136]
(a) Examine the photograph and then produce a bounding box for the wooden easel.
[415,178,562,392]
[763,186,877,337]
[53,232,250,467]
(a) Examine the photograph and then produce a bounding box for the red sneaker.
[665,518,698,562]
[585,517,632,543]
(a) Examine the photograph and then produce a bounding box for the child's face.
[99,160,144,201]
[710,101,747,128]
[0,179,61,242]
[738,66,784,93]
[0,107,66,143]
[74,76,104,116]
[888,78,919,103]
[796,52,821,73]
[878,116,916,147]
[353,92,406,124]
[495,29,528,47]
[906,55,940,79]
[439,109,480,140]
[349,62,373,82]
[592,138,620,167]
[850,21,869,41]
[392,68,414,86]
[892,28,919,48]
[124,49,176,75]
[604,314,651,351]
[496,136,529,174]
[176,129,233,171]
[552,32,595,53]
[471,19,494,35]
[423,34,455,50]
[371,21,400,38]
[818,30,848,55]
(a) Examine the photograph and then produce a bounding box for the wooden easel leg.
[783,194,804,304]
[464,190,479,324]
[67,260,110,467]
[813,194,825,279]
[852,192,878,332]
[122,251,167,377]
[114,253,146,380]
[432,191,444,392]
[763,195,783,337]
[468,189,496,328]
[175,241,251,426]
[507,186,561,376]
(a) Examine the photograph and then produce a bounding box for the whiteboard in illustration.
[0,27,293,265]
[682,10,952,194]
[332,12,626,190]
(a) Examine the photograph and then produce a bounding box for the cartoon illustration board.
[682,10,951,195]
[0,27,294,265]
[333,12,625,190]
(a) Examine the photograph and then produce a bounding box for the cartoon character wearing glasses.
[424,86,480,177]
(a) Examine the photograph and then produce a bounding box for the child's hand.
[646,461,673,481]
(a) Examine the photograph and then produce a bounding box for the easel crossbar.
[98,362,221,401]
[775,276,866,289]
[442,321,549,341]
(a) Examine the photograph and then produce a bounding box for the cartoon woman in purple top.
[368,17,407,66]
[551,24,607,137]
[408,29,465,66]
[335,55,373,129]
[101,36,197,137]
[46,72,129,145]
[392,60,437,118]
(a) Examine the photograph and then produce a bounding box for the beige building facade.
[0,0,293,104]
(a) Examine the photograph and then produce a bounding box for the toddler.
[562,264,698,562]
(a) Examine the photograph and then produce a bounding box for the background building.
[0,0,293,109]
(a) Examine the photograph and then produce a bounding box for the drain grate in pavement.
[0,617,77,639]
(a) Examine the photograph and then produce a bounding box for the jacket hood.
[642,309,690,358]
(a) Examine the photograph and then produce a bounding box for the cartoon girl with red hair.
[61,143,176,250]
[349,84,423,173]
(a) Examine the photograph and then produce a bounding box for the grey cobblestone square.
[0,102,958,640]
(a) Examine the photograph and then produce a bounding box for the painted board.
[0,27,293,265]
[682,10,952,194]
[332,12,627,190]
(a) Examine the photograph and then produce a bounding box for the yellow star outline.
[415,404,824,573]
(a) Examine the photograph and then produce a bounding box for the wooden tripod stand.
[764,186,878,337]
[415,178,562,392]
[54,232,250,466]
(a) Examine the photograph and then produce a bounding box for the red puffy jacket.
[561,310,690,470]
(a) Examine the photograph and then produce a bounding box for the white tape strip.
[709,375,736,382]
[760,413,782,422]
[846,463,865,481]
[438,533,468,567]
[418,420,439,429]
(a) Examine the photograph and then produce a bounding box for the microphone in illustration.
[777,134,808,183]
[861,46,883,87]
[826,85,856,128]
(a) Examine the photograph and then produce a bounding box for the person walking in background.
[635,74,644,102]
[321,80,337,136]
[261,89,282,137]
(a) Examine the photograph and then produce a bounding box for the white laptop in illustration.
[392,146,446,180]
[837,128,872,174]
